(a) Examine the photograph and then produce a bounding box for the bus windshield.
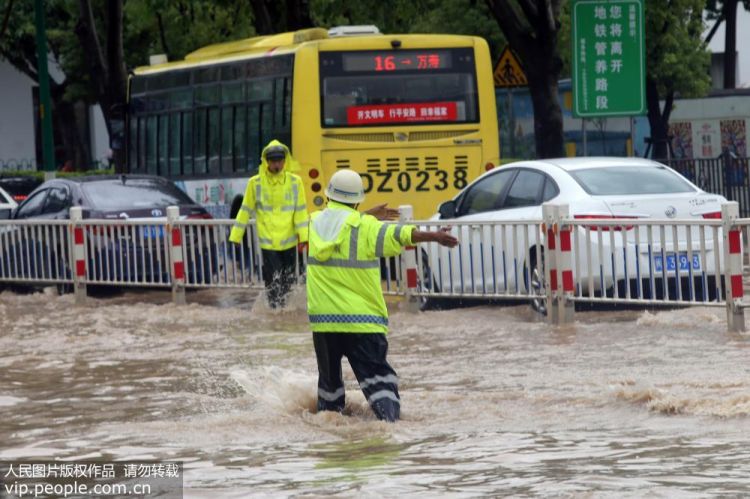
[320,48,478,127]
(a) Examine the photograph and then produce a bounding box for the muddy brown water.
[2,286,749,497]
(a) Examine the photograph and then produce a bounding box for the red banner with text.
[346,102,458,125]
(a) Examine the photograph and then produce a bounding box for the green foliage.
[50,0,92,103]
[557,2,573,78]
[410,0,505,58]
[0,168,114,180]
[59,168,115,177]
[123,0,255,67]
[645,0,711,98]
[0,0,256,98]
[0,171,46,181]
[311,0,428,33]
[311,0,505,58]
[0,0,40,78]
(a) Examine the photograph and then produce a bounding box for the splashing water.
[2,290,750,496]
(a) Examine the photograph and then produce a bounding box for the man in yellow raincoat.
[229,140,309,308]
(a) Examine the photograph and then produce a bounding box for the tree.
[410,0,506,58]
[73,0,260,171]
[74,0,127,170]
[312,0,505,62]
[250,0,313,35]
[706,0,750,88]
[644,0,711,159]
[0,0,93,169]
[484,0,565,158]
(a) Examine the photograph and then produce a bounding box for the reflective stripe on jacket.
[306,201,415,334]
[229,141,309,250]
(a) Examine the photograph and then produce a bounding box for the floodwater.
[2,286,750,497]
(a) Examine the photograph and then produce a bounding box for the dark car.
[0,175,43,203]
[4,175,214,285]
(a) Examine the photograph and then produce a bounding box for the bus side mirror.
[438,200,456,219]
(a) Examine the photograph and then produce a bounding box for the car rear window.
[569,166,696,195]
[81,179,195,209]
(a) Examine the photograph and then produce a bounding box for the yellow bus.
[126,26,499,220]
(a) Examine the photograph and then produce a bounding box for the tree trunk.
[76,0,127,171]
[645,77,674,159]
[50,81,90,170]
[483,0,565,159]
[286,0,313,30]
[249,0,276,35]
[723,0,738,89]
[105,0,127,172]
[527,74,564,158]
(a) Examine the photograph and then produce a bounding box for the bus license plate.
[653,253,700,272]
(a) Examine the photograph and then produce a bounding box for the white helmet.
[325,169,365,203]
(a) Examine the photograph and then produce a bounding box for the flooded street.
[2,287,750,497]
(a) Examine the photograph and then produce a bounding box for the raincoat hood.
[309,202,361,262]
[259,140,301,177]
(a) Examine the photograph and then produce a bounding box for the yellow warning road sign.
[493,46,528,88]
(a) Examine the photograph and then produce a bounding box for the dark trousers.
[313,332,400,422]
[261,247,297,308]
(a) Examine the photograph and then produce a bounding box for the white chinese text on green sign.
[572,0,645,117]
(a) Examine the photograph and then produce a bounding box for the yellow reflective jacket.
[229,140,309,250]
[306,201,415,334]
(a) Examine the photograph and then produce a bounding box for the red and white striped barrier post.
[69,206,87,304]
[556,203,575,324]
[542,203,559,324]
[167,206,186,305]
[722,202,745,332]
[399,205,420,313]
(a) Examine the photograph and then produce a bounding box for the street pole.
[582,118,588,156]
[508,88,515,158]
[34,0,55,180]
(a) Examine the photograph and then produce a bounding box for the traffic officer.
[229,140,309,308]
[306,169,458,422]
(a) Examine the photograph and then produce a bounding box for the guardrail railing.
[1,203,748,332]
[402,202,747,332]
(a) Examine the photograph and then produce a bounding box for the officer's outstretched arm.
[411,228,458,248]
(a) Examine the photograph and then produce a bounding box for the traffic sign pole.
[34,0,56,179]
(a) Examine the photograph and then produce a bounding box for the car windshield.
[81,178,195,210]
[569,166,696,195]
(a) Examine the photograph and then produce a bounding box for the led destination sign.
[342,51,452,72]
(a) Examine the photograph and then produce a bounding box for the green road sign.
[572,0,645,117]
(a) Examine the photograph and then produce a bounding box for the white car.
[0,186,17,220]
[422,157,729,309]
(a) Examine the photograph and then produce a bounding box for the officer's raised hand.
[364,203,399,221]
[411,227,458,248]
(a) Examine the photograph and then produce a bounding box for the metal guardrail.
[399,202,747,332]
[0,207,271,299]
[1,203,748,332]
[664,156,750,216]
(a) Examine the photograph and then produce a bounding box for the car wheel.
[419,250,452,311]
[524,249,547,316]
[55,249,73,295]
